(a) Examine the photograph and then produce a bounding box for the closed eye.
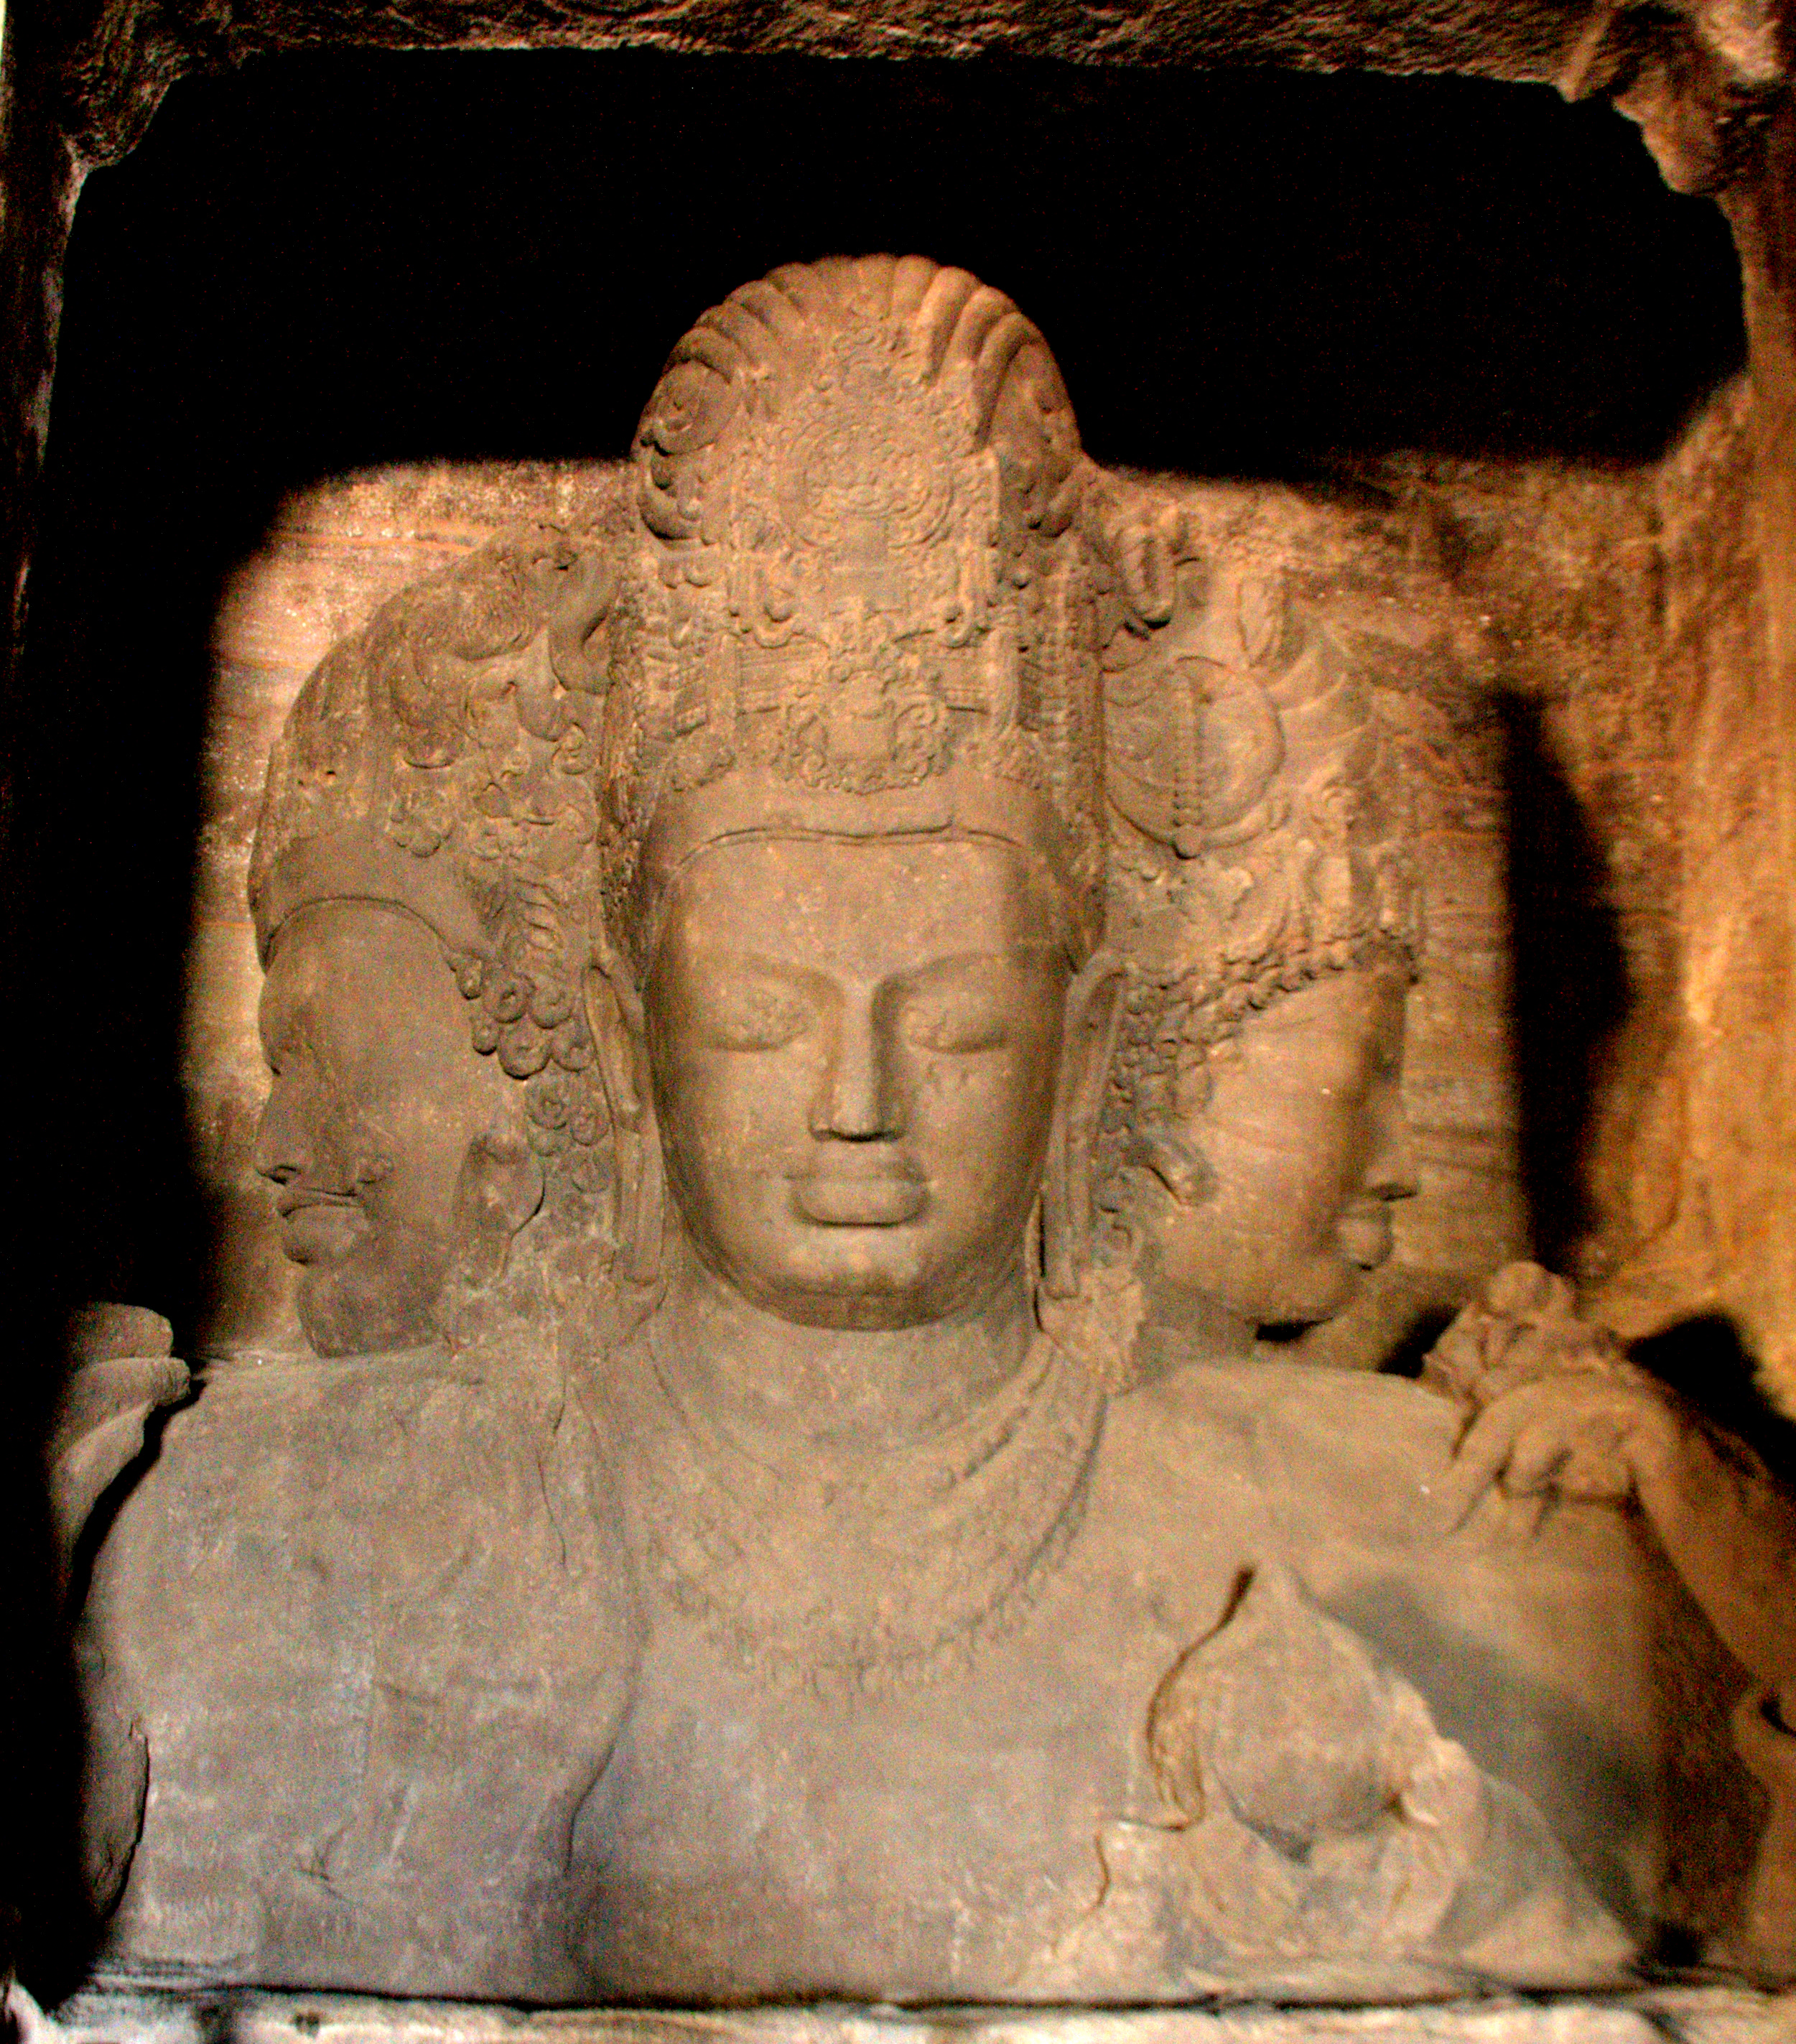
[902,998,1012,1054]
[696,987,816,1051]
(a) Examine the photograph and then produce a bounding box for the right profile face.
[253,901,510,1355]
[641,834,1071,1331]
[1132,962,1418,1329]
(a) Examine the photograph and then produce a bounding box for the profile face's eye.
[259,1010,309,1083]
[689,975,818,1052]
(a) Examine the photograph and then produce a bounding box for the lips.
[276,1188,357,1220]
[1336,1202,1394,1271]
[274,1189,363,1263]
[789,1171,928,1227]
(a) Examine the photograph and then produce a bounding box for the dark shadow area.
[1375,1305,1460,1380]
[0,45,1750,1997]
[1498,691,1632,1272]
[1632,1312,1796,1487]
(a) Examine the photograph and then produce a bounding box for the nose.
[252,1075,307,1186]
[1364,1099,1420,1203]
[811,990,903,1142]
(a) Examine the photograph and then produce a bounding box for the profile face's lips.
[276,1187,358,1220]
[274,1188,363,1265]
[1336,1202,1394,1271]
[789,1174,929,1227]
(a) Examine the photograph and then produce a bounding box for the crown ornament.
[575,256,1115,968]
[1104,555,1423,1024]
[1099,554,1424,1216]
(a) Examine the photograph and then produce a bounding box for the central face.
[643,835,1070,1330]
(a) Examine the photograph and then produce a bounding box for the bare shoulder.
[1112,1356,1461,1529]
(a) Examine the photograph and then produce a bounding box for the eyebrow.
[898,949,1056,982]
[688,947,1049,987]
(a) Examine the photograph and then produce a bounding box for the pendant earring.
[619,1124,666,1288]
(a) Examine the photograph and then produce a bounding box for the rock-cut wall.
[185,401,1759,1383]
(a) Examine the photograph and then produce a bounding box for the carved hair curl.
[251,526,616,1219]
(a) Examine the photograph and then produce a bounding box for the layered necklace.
[610,1310,1105,1699]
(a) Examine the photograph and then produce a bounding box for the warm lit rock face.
[39,255,1796,2010]
[189,463,629,1351]
[1604,385,1788,1367]
[7,0,1796,2012]
[185,409,1734,1372]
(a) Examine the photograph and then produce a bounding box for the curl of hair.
[449,948,610,1202]
[634,257,1083,551]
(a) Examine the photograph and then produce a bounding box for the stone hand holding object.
[1039,1569,1625,1989]
[1435,1262,1796,1704]
[1433,1261,1796,1960]
[1425,1260,1629,1411]
[48,1306,190,1916]
[1433,1259,1681,1524]
[50,1305,189,1583]
[1444,1370,1679,1515]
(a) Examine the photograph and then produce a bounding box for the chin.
[1253,1257,1363,1331]
[745,1263,941,1331]
[716,1228,971,1329]
[296,1277,371,1357]
[778,1291,941,1332]
[296,1258,447,1358]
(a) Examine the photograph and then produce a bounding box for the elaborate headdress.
[1102,556,1422,1185]
[249,527,614,1197]
[582,256,1108,970]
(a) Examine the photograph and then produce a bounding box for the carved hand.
[51,1351,190,1587]
[1425,1260,1625,1408]
[1447,1365,1796,1712]
[1445,1370,1679,1514]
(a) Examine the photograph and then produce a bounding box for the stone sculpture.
[1100,554,1420,1367]
[73,256,1796,2003]
[246,526,615,1356]
[1426,1263,1796,1972]
[47,1306,189,1920]
[80,534,641,1995]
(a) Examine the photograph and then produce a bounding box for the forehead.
[654,835,1057,978]
[1247,962,1408,1044]
[263,900,447,1008]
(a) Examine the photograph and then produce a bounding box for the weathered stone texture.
[52,0,1605,180]
[186,412,1736,1368]
[190,463,624,1352]
[30,1984,1796,2044]
[64,253,1796,2011]
[1588,380,1788,1355]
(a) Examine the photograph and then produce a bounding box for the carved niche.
[71,256,1796,2002]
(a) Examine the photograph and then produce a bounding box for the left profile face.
[1134,962,1416,1329]
[642,835,1071,1331]
[253,901,511,1355]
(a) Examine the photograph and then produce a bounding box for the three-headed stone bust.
[80,256,1790,2004]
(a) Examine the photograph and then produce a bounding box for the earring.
[617,1122,665,1287]
[1036,1260,1147,1394]
[1041,951,1127,1299]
